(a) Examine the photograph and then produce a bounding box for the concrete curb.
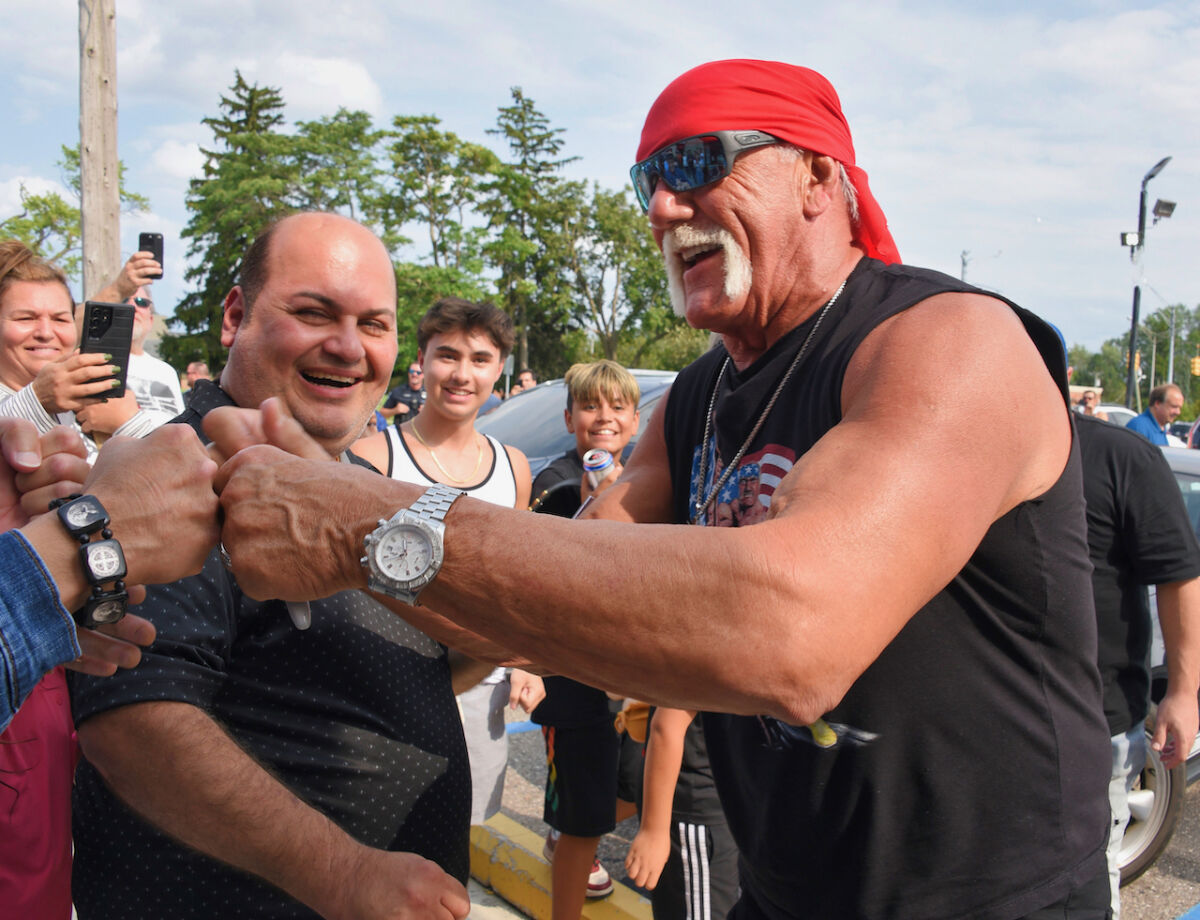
[470,814,652,920]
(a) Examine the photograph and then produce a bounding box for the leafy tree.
[293,108,385,223]
[564,182,680,362]
[381,115,497,271]
[166,71,296,369]
[1071,341,1128,406]
[617,323,711,371]
[0,145,148,283]
[478,88,578,373]
[391,262,492,369]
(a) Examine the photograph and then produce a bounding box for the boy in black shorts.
[529,360,641,920]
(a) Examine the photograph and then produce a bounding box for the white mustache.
[661,224,753,318]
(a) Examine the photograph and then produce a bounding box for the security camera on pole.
[1121,156,1174,409]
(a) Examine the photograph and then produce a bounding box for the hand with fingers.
[32,351,126,414]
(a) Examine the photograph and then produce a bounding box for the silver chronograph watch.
[362,483,463,605]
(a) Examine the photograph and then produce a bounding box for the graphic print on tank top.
[688,436,879,751]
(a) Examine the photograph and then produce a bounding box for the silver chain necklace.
[690,278,848,525]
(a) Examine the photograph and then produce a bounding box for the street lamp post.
[1123,156,1172,408]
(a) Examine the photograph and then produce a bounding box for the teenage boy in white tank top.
[353,297,543,823]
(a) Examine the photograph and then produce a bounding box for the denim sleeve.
[0,530,80,731]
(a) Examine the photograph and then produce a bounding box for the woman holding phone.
[0,240,159,459]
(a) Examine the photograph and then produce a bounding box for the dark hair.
[1150,383,1182,406]
[237,216,291,313]
[417,297,515,358]
[0,240,74,312]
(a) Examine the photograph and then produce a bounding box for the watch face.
[83,539,126,583]
[88,544,124,579]
[375,525,435,581]
[65,498,105,530]
[90,599,127,624]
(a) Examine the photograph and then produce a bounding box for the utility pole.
[1122,156,1172,408]
[79,0,120,299]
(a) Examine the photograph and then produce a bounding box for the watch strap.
[406,483,464,523]
[51,493,110,540]
[50,493,129,628]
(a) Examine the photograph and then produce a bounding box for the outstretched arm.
[214,295,1071,723]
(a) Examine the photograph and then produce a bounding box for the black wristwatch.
[50,493,129,628]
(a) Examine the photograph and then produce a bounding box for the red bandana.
[637,59,900,265]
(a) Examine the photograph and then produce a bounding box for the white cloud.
[246,54,385,122]
[150,139,204,182]
[3,0,1198,350]
[0,175,73,216]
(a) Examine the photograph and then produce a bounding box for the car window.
[477,384,573,459]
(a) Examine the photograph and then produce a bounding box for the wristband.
[49,493,129,628]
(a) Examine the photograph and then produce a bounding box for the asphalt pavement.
[1123,786,1200,919]
[479,717,1200,920]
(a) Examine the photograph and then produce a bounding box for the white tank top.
[383,424,518,509]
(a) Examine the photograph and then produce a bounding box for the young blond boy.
[529,360,641,918]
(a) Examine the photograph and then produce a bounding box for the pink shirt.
[0,667,77,919]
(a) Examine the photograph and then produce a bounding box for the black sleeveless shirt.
[663,258,1109,919]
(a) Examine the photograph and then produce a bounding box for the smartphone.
[138,231,164,279]
[80,301,135,398]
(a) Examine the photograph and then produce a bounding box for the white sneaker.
[541,830,614,898]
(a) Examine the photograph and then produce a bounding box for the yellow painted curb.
[470,814,652,920]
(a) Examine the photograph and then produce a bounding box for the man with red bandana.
[210,63,1111,918]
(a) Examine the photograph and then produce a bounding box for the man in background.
[1127,383,1183,445]
[183,361,211,405]
[380,360,426,423]
[1077,411,1200,916]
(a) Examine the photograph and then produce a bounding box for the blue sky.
[2,0,1197,353]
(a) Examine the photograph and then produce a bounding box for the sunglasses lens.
[631,136,730,211]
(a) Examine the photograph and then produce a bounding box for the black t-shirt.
[664,258,1109,919]
[68,382,470,919]
[1077,412,1200,734]
[528,452,614,727]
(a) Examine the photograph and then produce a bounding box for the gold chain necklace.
[409,420,484,484]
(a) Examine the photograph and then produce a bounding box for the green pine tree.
[165,71,296,369]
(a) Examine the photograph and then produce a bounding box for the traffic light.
[1191,356,1200,377]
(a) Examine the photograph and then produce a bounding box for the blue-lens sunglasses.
[629,130,781,211]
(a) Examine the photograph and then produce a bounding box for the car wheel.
[1119,712,1187,885]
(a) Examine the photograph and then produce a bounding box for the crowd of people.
[2,58,1199,920]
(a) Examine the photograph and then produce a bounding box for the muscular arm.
[1152,578,1200,768]
[78,702,468,920]
[216,295,1070,723]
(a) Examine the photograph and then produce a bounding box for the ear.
[220,287,247,348]
[801,154,841,218]
[563,407,575,434]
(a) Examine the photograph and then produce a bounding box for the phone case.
[80,301,135,397]
[138,232,164,279]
